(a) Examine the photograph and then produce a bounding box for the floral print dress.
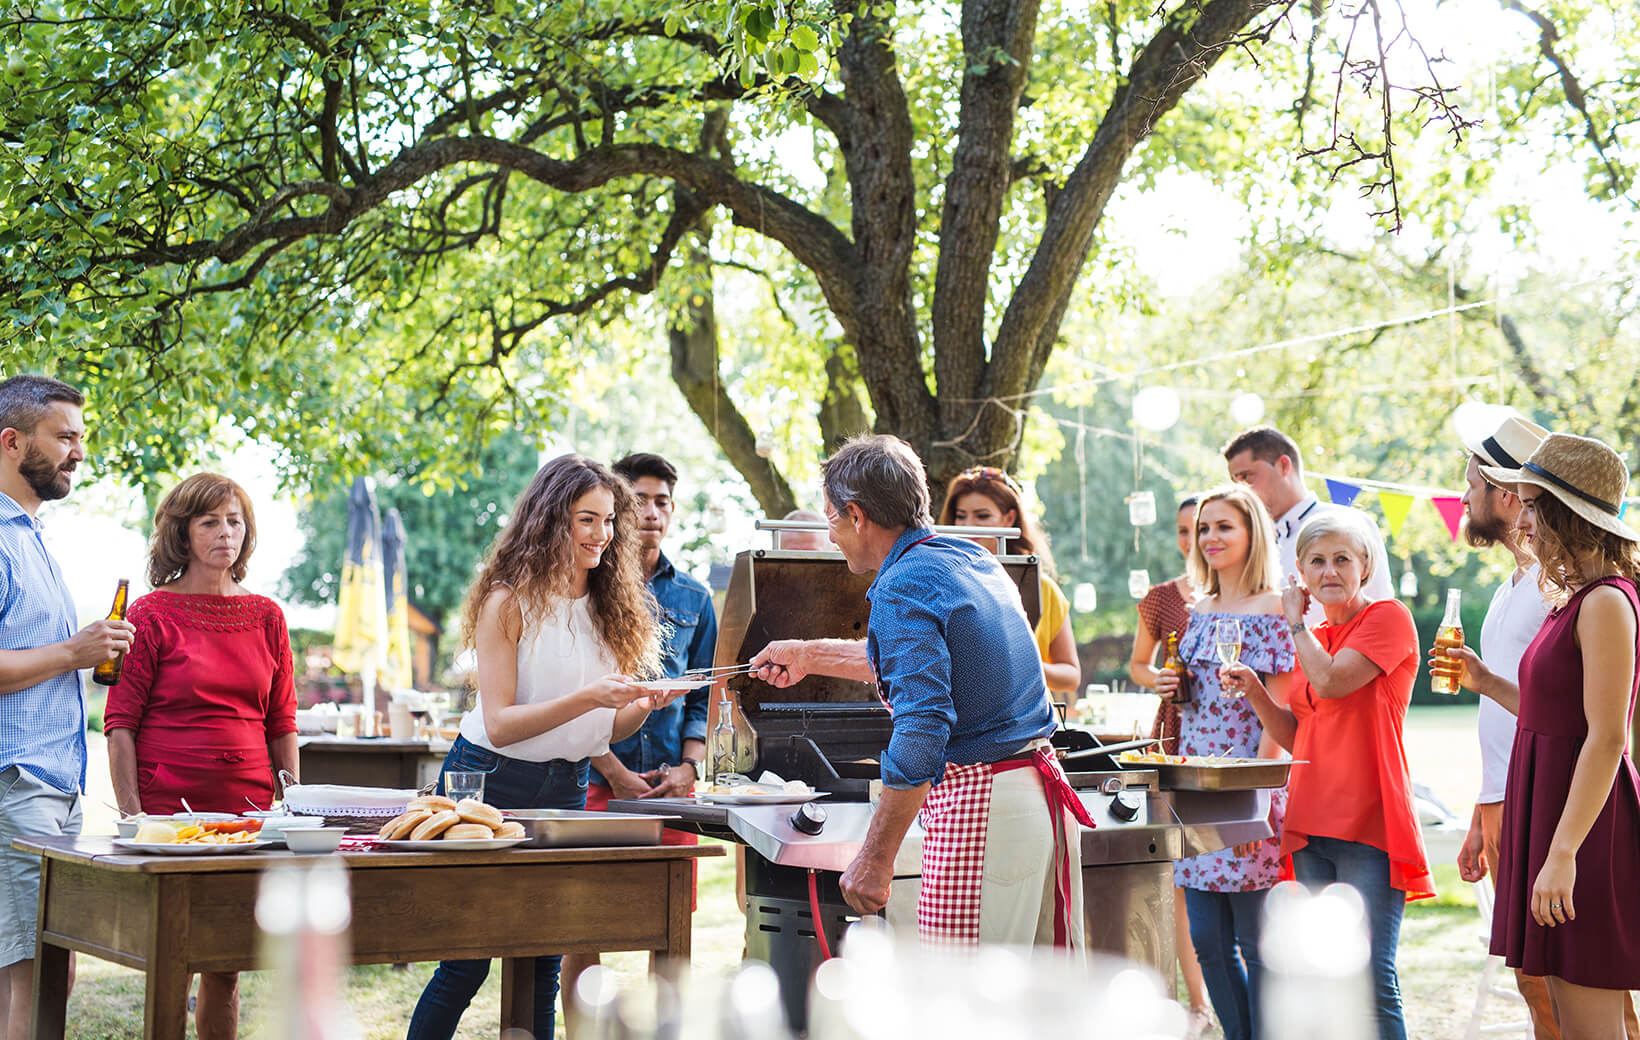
[1172,609,1296,892]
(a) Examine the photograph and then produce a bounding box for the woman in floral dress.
[1156,485,1294,1040]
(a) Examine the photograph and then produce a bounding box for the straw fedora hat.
[1480,432,1640,542]
[1459,411,1549,475]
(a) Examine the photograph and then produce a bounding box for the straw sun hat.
[1480,432,1640,542]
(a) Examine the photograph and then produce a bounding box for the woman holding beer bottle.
[1154,485,1293,1040]
[1222,509,1430,1040]
[1440,432,1640,1039]
[104,473,298,1040]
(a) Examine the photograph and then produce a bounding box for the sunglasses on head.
[959,466,1023,493]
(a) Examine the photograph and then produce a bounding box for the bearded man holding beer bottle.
[0,374,135,1040]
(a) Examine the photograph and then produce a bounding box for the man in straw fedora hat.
[1441,430,1640,1039]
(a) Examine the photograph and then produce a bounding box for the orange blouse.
[1283,598,1434,900]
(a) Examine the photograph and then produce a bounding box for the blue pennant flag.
[1325,478,1363,507]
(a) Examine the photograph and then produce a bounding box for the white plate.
[112,839,273,856]
[696,790,827,805]
[376,837,529,852]
[635,679,706,691]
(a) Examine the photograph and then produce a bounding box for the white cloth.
[977,765,1085,946]
[1475,562,1551,803]
[459,595,618,762]
[1275,494,1396,627]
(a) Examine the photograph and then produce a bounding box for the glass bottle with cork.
[91,578,130,687]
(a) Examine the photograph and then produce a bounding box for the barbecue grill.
[609,529,1275,1031]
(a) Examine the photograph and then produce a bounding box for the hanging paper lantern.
[1073,583,1097,613]
[1399,571,1418,599]
[1230,392,1266,426]
[1131,386,1181,432]
[1128,569,1151,599]
[1127,490,1157,527]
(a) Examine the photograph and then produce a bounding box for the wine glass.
[1214,618,1244,696]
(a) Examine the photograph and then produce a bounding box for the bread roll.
[382,810,431,840]
[408,795,457,813]
[444,822,495,841]
[455,798,503,828]
[409,809,459,841]
[495,821,527,840]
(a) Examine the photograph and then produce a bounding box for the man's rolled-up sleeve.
[873,591,956,789]
[681,595,718,745]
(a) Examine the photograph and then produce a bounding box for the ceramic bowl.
[282,826,349,854]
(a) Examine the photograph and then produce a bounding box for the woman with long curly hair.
[1443,432,1640,1039]
[407,454,671,1040]
[938,466,1081,695]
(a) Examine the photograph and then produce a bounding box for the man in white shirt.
[1221,425,1394,624]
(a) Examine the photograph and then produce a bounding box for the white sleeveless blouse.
[458,595,618,762]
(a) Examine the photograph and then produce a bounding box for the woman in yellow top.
[939,466,1081,695]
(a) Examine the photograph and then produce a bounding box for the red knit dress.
[103,591,298,814]
[1138,579,1191,750]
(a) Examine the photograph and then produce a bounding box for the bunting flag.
[1325,478,1363,507]
[1378,492,1416,537]
[1430,497,1465,542]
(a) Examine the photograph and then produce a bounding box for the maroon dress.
[1490,576,1640,987]
[1138,579,1191,750]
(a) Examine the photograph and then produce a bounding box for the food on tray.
[377,799,520,842]
[130,820,258,845]
[703,770,813,796]
[1116,750,1267,765]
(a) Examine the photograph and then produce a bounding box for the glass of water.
[444,770,485,804]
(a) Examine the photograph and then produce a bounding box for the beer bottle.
[1431,589,1464,695]
[1162,631,1192,705]
[90,579,130,687]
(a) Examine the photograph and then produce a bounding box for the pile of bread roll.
[377,795,526,841]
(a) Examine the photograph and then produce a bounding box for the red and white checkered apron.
[916,744,1096,946]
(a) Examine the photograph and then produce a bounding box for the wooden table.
[16,835,721,1040]
[296,736,449,789]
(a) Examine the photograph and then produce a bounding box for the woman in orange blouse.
[1222,509,1430,1040]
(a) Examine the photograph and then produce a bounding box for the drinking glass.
[444,771,485,804]
[1214,618,1244,696]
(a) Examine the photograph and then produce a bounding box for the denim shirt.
[591,552,717,781]
[868,526,1055,789]
[0,491,87,794]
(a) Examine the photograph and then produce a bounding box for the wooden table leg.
[498,956,534,1038]
[656,858,692,985]
[143,878,191,1040]
[29,941,71,1040]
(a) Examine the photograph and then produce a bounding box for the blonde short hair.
[1294,510,1377,584]
[1187,486,1281,598]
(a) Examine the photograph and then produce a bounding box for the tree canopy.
[2,0,1634,508]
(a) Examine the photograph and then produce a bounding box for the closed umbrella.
[380,507,414,692]
[333,477,389,704]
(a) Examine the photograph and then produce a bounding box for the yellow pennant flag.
[1378,492,1416,538]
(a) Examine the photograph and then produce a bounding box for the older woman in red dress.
[105,473,298,1040]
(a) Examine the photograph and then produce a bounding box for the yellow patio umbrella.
[333,477,389,701]
[380,507,414,692]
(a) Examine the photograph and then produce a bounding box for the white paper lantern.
[1230,392,1266,426]
[1131,386,1181,432]
[1073,582,1097,613]
[1399,571,1418,599]
[1127,490,1157,527]
[1128,569,1151,599]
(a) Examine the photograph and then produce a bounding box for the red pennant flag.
[1431,496,1465,542]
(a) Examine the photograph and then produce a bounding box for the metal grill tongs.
[681,662,761,681]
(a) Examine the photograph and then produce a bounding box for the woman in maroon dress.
[1442,433,1640,1039]
[105,473,297,1040]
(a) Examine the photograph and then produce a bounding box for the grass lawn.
[62,707,1539,1038]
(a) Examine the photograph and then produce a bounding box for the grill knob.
[1109,791,1142,822]
[790,802,827,835]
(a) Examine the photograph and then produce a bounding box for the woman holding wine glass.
[1221,509,1431,1040]
[1154,485,1293,1040]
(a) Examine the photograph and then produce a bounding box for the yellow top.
[1035,577,1070,663]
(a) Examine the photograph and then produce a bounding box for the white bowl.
[255,815,326,838]
[282,827,349,853]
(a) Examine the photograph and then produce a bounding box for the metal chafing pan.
[1145,759,1298,791]
[503,809,680,848]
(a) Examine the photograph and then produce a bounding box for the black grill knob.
[1109,791,1142,822]
[790,802,827,835]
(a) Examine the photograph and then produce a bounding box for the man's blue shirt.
[0,491,87,794]
[592,551,717,782]
[868,526,1054,789]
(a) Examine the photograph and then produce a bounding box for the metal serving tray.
[503,809,680,848]
[1148,760,1296,791]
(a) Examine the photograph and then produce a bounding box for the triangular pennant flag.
[1325,478,1362,507]
[1431,496,1465,542]
[1379,491,1416,537]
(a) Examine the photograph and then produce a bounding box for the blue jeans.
[1291,835,1407,1040]
[1183,887,1267,1040]
[406,737,589,1040]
